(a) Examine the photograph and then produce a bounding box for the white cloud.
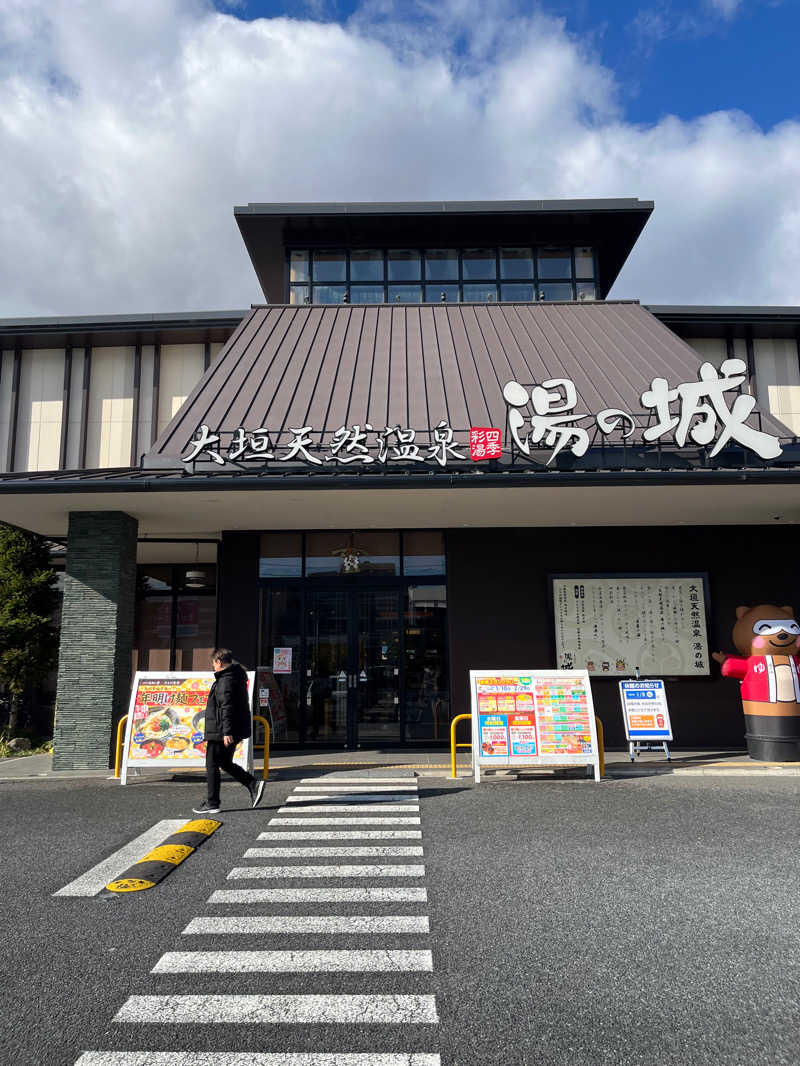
[0,0,798,315]
[707,0,744,17]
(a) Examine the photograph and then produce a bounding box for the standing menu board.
[551,574,710,677]
[120,671,254,784]
[470,670,601,782]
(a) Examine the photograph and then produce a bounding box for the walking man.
[193,648,265,814]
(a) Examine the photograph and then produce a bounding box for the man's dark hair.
[212,648,234,665]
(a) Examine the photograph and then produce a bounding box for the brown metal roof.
[146,300,790,465]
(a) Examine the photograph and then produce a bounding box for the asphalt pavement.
[1,770,798,1066]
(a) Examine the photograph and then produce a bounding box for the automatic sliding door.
[305,589,349,744]
[355,589,401,744]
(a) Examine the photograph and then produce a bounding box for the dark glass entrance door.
[305,587,401,747]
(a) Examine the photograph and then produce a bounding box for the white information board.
[120,671,254,784]
[469,669,601,782]
[551,574,710,677]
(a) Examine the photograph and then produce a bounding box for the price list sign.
[470,670,600,782]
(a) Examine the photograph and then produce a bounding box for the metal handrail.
[113,714,129,779]
[450,713,472,779]
[252,715,270,781]
[595,715,605,778]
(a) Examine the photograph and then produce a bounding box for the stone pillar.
[53,511,138,770]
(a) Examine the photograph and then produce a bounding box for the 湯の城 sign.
[120,672,254,784]
[551,575,710,678]
[469,670,601,782]
[180,360,785,469]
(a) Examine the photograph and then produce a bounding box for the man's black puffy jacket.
[203,663,251,742]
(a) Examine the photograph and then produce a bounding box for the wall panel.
[754,337,800,434]
[157,343,205,436]
[685,336,726,369]
[15,348,64,471]
[0,350,13,471]
[85,346,135,468]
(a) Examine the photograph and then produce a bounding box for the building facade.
[1,199,799,768]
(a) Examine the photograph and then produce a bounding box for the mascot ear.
[735,606,750,620]
[781,605,793,616]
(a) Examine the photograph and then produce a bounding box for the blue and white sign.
[619,679,673,740]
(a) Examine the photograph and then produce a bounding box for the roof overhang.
[234,199,654,301]
[2,476,800,540]
[648,305,800,341]
[0,310,247,351]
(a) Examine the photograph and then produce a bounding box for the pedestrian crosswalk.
[75,775,440,1064]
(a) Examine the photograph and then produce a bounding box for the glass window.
[306,532,400,576]
[134,597,172,671]
[574,247,594,279]
[388,285,422,303]
[403,531,445,575]
[538,247,572,279]
[138,565,172,593]
[312,250,346,282]
[500,248,534,279]
[174,595,217,670]
[312,285,347,304]
[258,587,302,744]
[388,250,421,281]
[350,250,383,282]
[425,284,460,303]
[462,249,496,280]
[576,282,596,302]
[289,251,309,283]
[290,285,309,305]
[260,533,303,578]
[538,283,573,301]
[462,284,497,303]
[424,249,458,280]
[404,583,449,742]
[350,285,385,304]
[501,283,535,302]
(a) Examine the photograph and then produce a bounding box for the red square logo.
[470,427,502,460]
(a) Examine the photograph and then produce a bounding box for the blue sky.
[1,0,799,313]
[226,0,798,130]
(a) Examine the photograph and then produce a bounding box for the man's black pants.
[206,739,254,806]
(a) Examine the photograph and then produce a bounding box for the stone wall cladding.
[53,511,138,770]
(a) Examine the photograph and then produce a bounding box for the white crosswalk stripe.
[79,775,439,1063]
[114,994,439,1024]
[208,887,428,903]
[152,950,433,972]
[76,1055,440,1065]
[269,816,421,824]
[277,804,420,812]
[257,829,422,839]
[284,795,419,803]
[227,864,425,879]
[293,784,419,792]
[243,846,424,857]
[181,916,430,935]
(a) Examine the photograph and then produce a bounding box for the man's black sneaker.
[250,779,265,809]
[192,800,221,815]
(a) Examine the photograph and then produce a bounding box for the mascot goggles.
[752,619,800,636]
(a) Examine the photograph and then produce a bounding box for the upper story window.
[288,246,597,305]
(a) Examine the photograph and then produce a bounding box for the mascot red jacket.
[713,605,800,710]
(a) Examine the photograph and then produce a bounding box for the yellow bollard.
[252,715,270,781]
[450,713,472,779]
[113,714,129,779]
[595,715,605,778]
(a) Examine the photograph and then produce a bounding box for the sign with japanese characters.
[272,647,293,674]
[619,679,673,740]
[551,575,710,677]
[120,671,254,784]
[179,359,785,470]
[470,670,601,782]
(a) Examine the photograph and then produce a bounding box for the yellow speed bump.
[106,818,221,893]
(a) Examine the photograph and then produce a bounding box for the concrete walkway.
[2,746,799,781]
